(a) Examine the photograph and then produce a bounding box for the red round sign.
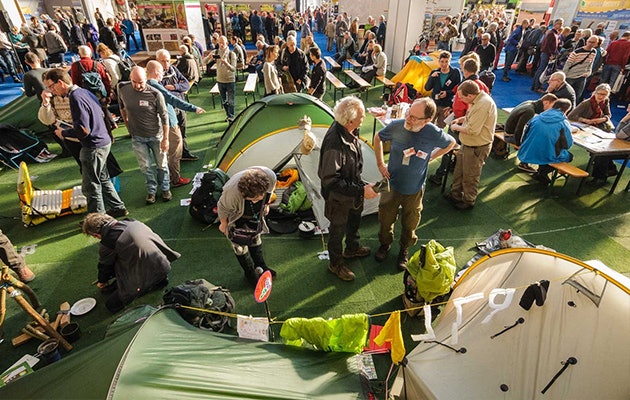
[254,270,273,303]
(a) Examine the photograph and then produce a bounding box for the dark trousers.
[324,192,363,266]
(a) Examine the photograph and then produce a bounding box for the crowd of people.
[2,6,630,305]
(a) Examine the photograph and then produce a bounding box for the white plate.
[70,298,97,316]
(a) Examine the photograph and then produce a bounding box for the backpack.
[188,168,230,224]
[79,61,107,98]
[388,82,416,105]
[162,279,235,332]
[110,56,134,82]
[478,70,495,92]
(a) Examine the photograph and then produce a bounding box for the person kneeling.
[82,213,180,313]
[517,99,574,185]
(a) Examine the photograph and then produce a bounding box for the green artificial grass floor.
[1,76,629,392]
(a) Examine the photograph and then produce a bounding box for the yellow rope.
[178,269,596,323]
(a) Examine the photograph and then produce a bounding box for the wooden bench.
[326,71,347,102]
[345,58,361,70]
[209,83,219,109]
[376,75,396,96]
[493,130,520,159]
[343,70,371,100]
[324,56,341,72]
[548,162,589,196]
[244,73,258,107]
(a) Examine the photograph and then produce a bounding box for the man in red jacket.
[601,31,630,87]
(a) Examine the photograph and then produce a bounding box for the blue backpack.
[79,61,107,98]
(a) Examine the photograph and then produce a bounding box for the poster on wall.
[137,1,189,53]
[574,0,630,30]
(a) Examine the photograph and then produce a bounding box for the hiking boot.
[328,263,355,281]
[172,177,191,187]
[428,173,444,186]
[374,244,390,262]
[16,266,35,283]
[396,249,409,271]
[517,163,536,173]
[454,201,474,210]
[343,246,371,259]
[443,192,460,203]
[146,194,156,205]
[162,190,172,202]
[107,208,129,218]
[532,173,551,185]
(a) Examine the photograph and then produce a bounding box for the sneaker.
[180,153,199,161]
[146,194,156,204]
[16,266,35,283]
[162,190,173,202]
[107,208,129,218]
[172,177,191,187]
[517,163,537,173]
[328,263,355,281]
[428,173,444,186]
[396,249,409,271]
[343,246,371,259]
[374,244,390,262]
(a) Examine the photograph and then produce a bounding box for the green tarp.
[1,308,362,399]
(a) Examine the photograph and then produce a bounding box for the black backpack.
[111,55,134,82]
[189,168,230,224]
[79,61,107,98]
[163,279,235,332]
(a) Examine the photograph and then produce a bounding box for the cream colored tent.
[392,248,630,399]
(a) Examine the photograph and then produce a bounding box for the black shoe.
[443,192,460,203]
[428,173,444,186]
[374,244,390,262]
[396,248,409,271]
[587,177,607,186]
[532,173,551,185]
[502,76,511,82]
[454,201,474,210]
[180,153,199,161]
[12,75,22,83]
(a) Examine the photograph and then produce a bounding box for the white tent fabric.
[393,249,630,400]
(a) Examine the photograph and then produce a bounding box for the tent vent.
[563,269,607,307]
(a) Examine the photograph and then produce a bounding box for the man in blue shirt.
[47,68,127,217]
[373,98,456,270]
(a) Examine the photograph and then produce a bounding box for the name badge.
[139,100,149,107]
[416,150,428,159]
[445,79,452,86]
[402,147,415,166]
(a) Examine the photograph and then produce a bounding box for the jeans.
[532,52,550,90]
[0,49,17,76]
[600,64,621,86]
[131,135,170,195]
[503,49,518,78]
[566,76,587,102]
[218,81,235,119]
[80,144,125,214]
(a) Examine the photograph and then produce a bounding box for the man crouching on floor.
[82,213,180,312]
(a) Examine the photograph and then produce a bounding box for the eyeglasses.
[45,81,58,90]
[405,109,428,122]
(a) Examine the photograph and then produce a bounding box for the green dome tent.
[214,93,382,231]
[0,307,363,399]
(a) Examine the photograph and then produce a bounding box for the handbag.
[228,193,268,246]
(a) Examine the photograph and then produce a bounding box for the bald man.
[118,66,171,204]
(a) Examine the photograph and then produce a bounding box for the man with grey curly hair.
[318,96,378,281]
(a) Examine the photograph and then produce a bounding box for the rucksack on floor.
[388,82,417,105]
[79,61,107,98]
[163,279,235,332]
[189,168,229,224]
